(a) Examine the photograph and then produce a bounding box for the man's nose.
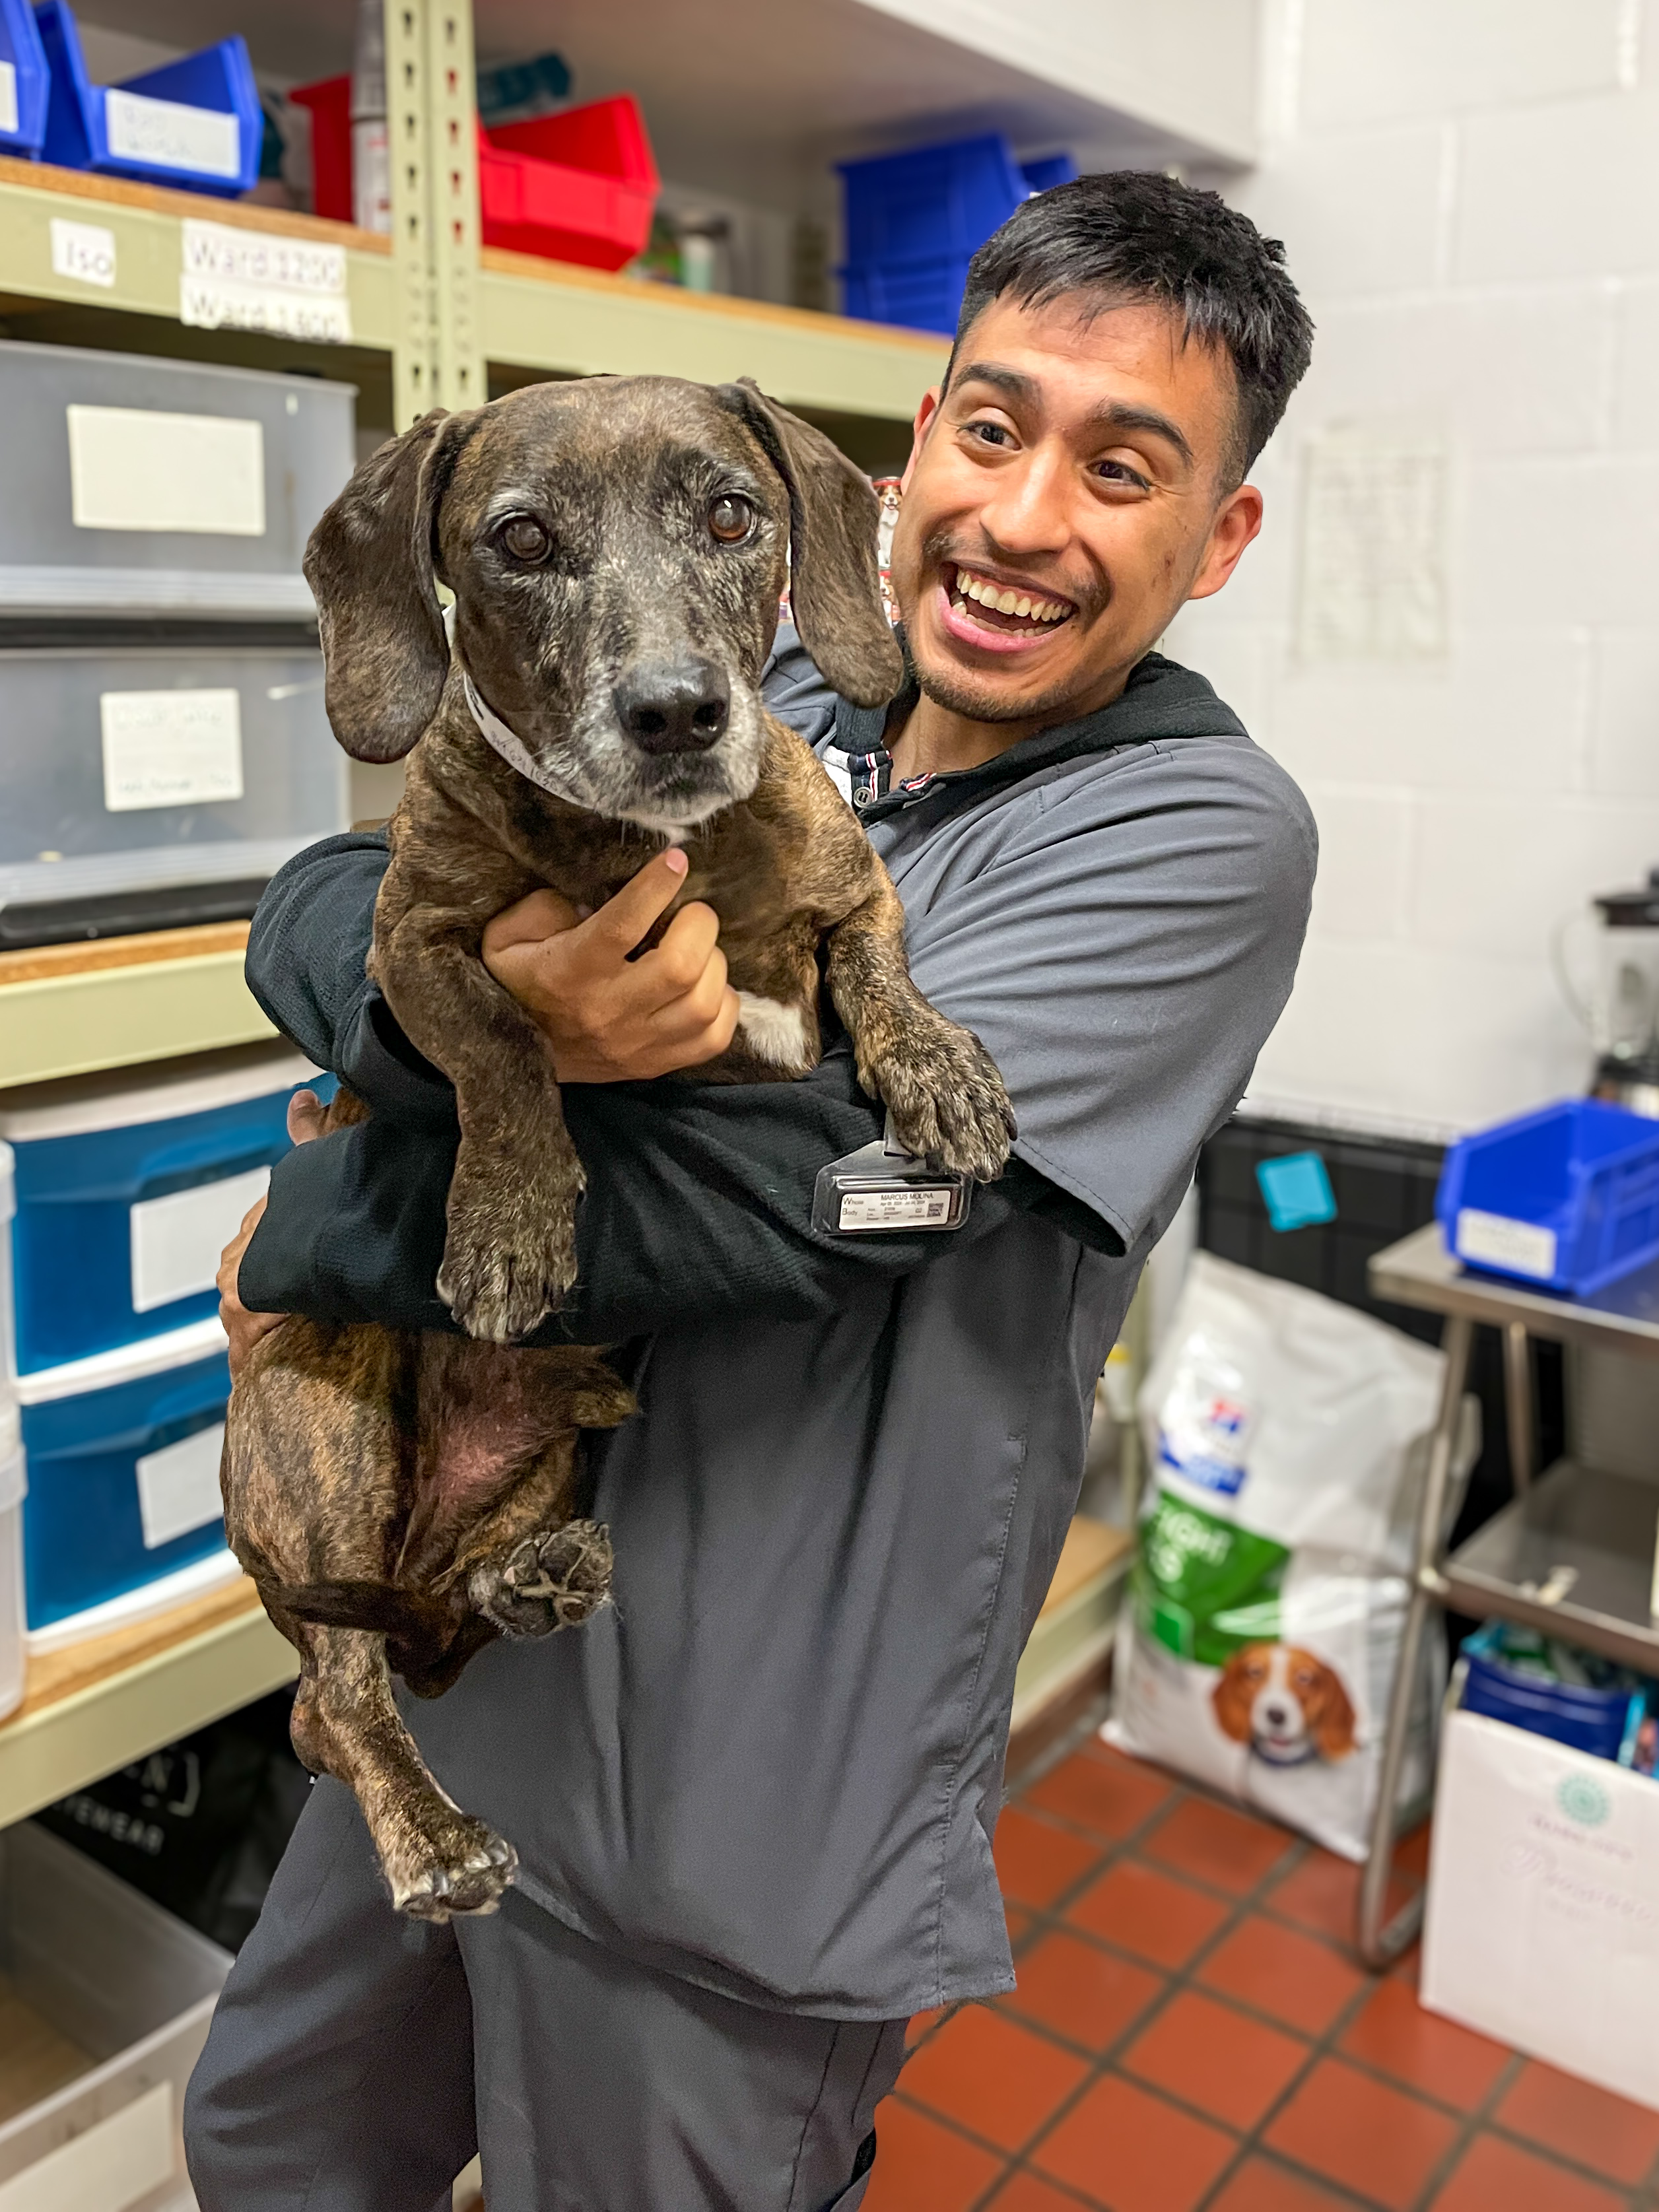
[613,659,731,754]
[976,444,1073,557]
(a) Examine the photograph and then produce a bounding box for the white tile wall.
[1169,0,1659,1133]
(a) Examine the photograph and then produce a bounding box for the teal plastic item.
[0,0,48,156]
[1255,1151,1337,1233]
[36,0,259,196]
[1437,1096,1659,1296]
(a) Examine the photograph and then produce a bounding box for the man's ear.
[714,379,903,709]
[302,409,480,762]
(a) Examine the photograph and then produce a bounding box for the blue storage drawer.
[0,1044,322,1375]
[1437,1097,1659,1296]
[17,1323,232,1633]
[36,1,261,196]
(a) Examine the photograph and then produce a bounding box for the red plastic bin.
[288,76,656,271]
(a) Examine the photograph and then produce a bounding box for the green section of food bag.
[1135,1492,1291,1665]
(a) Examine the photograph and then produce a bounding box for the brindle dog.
[222,376,1015,1920]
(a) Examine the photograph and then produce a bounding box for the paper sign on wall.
[1297,424,1449,662]
[180,218,352,343]
[130,1164,270,1312]
[104,86,240,178]
[67,405,265,536]
[50,217,117,288]
[135,1425,226,1550]
[101,688,244,813]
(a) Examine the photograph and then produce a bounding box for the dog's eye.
[708,494,756,544]
[498,516,551,564]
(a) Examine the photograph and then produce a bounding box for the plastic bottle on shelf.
[350,0,391,234]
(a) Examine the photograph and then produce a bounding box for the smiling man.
[187,174,1316,2212]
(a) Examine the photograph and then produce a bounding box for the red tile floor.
[864,1731,1659,2212]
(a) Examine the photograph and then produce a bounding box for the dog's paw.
[392,1825,516,1922]
[870,1022,1017,1183]
[468,1520,613,1638]
[438,1169,582,1343]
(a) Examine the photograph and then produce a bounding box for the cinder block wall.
[1168,0,1659,1136]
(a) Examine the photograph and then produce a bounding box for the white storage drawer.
[0,1823,230,2210]
[0,341,354,620]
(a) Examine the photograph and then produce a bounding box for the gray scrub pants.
[184,1778,904,2212]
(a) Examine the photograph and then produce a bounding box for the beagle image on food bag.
[1107,1254,1478,1861]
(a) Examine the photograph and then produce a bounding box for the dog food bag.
[1106,1254,1478,1861]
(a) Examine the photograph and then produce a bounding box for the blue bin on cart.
[17,1322,234,1636]
[0,0,48,157]
[36,0,259,195]
[1461,1626,1644,1761]
[1436,1096,1659,1297]
[836,135,1075,333]
[0,1046,323,1376]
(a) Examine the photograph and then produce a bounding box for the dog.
[221,376,1015,1921]
[1212,1642,1358,1767]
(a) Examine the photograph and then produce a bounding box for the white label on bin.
[50,217,117,288]
[101,688,244,813]
[136,1423,226,1551]
[0,61,17,137]
[838,1188,954,1229]
[1456,1207,1557,1281]
[131,1164,270,1312]
[0,2077,174,2212]
[67,405,265,536]
[104,86,240,178]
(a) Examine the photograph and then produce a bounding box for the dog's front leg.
[376,906,584,1342]
[823,867,1016,1183]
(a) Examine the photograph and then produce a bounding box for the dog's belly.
[735,991,813,1073]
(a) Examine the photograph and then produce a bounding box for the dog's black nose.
[614,659,730,754]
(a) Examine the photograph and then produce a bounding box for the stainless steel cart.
[1359,1224,1659,1966]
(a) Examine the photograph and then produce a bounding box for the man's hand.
[482,846,741,1084]
[217,1087,329,1381]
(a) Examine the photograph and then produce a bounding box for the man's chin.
[910,644,1089,729]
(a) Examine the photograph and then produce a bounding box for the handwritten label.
[68,405,265,536]
[1456,1208,1558,1282]
[51,217,117,288]
[0,59,17,137]
[105,86,240,178]
[100,688,244,812]
[180,218,353,343]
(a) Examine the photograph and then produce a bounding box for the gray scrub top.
[409,646,1316,2020]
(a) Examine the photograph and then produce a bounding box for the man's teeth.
[953,568,1070,623]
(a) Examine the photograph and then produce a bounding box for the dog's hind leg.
[288,1616,516,1920]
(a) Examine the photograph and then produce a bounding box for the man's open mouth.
[947,562,1077,637]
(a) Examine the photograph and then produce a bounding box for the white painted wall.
[1168,0,1659,1139]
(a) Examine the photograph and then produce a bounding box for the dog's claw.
[469,1520,613,1638]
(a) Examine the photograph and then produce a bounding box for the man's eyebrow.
[950,363,1196,470]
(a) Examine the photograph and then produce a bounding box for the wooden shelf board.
[0,1579,295,1832]
[0,923,272,1089]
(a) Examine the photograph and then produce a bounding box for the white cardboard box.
[1422,1708,1659,2110]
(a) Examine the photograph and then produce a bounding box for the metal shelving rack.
[1359,1224,1659,1966]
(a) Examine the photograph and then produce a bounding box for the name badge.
[811,1116,973,1236]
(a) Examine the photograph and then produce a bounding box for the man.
[187,172,1316,2209]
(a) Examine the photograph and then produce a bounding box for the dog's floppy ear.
[1211,1650,1256,1745]
[303,409,477,763]
[1301,1655,1359,1762]
[714,378,903,710]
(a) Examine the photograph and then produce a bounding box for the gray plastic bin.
[0,642,347,925]
[0,1823,230,2211]
[0,342,354,620]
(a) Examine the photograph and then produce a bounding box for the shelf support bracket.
[386,0,484,429]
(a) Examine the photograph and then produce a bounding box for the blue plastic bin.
[17,1322,232,1634]
[1460,1626,1643,1760]
[836,135,1075,334]
[36,1,259,195]
[1436,1097,1659,1296]
[0,1046,323,1376]
[0,0,48,157]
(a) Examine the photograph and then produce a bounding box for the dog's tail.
[275,1579,444,1639]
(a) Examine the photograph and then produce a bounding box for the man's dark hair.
[948,170,1314,485]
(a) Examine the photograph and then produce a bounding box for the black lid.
[1594,868,1659,927]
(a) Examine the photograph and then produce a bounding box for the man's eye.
[966,420,1013,447]
[1095,460,1150,490]
[498,516,551,563]
[708,494,757,543]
